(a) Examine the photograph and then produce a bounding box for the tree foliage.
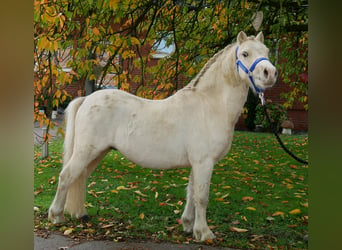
[34,0,308,139]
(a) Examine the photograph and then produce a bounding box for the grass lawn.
[34,131,308,249]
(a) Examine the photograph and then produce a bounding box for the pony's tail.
[62,97,85,166]
[62,97,87,218]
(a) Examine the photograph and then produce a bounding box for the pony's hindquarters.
[49,96,109,222]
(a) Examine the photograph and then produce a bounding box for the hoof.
[48,207,65,224]
[181,216,194,233]
[49,214,65,224]
[193,226,215,242]
[80,215,90,222]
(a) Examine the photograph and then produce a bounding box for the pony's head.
[235,31,277,93]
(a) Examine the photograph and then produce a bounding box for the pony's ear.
[237,31,247,44]
[255,31,264,43]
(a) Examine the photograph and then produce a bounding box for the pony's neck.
[189,43,243,93]
[189,43,249,119]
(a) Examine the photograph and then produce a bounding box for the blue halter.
[235,46,269,94]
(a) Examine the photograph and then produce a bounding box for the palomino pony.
[49,31,277,241]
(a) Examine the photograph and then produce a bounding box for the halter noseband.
[235,46,269,94]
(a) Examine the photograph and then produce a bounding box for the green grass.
[34,131,308,249]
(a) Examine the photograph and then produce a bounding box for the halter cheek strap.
[236,46,269,94]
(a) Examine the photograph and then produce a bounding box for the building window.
[151,33,175,59]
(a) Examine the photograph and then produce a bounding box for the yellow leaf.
[38,36,51,50]
[272,211,285,219]
[116,185,127,190]
[109,0,120,9]
[289,209,301,215]
[130,37,140,45]
[139,213,144,220]
[230,226,248,233]
[54,89,61,98]
[300,202,308,208]
[63,228,74,235]
[205,238,214,244]
[246,207,256,211]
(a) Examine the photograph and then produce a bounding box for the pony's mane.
[188,43,234,88]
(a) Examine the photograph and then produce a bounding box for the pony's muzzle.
[263,66,278,85]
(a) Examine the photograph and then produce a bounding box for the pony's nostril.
[275,69,278,78]
[264,69,268,78]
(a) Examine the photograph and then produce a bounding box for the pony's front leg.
[192,161,216,241]
[181,170,195,233]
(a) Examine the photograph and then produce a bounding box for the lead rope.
[258,93,308,165]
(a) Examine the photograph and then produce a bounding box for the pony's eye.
[242,51,248,57]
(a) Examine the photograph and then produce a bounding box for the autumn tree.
[34,0,308,140]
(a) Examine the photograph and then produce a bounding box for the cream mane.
[187,43,235,88]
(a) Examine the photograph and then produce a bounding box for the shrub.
[255,99,287,132]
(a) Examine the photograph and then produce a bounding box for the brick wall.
[235,80,308,132]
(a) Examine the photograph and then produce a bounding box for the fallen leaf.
[290,164,298,169]
[139,213,145,220]
[134,190,148,197]
[301,202,308,208]
[241,216,248,221]
[88,181,96,188]
[231,219,240,225]
[284,178,293,183]
[63,228,74,235]
[242,196,253,202]
[165,226,175,231]
[246,206,256,211]
[230,226,248,232]
[289,208,301,215]
[221,193,230,199]
[101,223,114,229]
[272,211,285,219]
[205,238,214,244]
[117,185,127,190]
[34,189,43,195]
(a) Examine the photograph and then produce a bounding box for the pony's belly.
[116,141,190,170]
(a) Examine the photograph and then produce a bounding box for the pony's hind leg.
[64,150,109,219]
[181,170,195,233]
[48,148,105,224]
